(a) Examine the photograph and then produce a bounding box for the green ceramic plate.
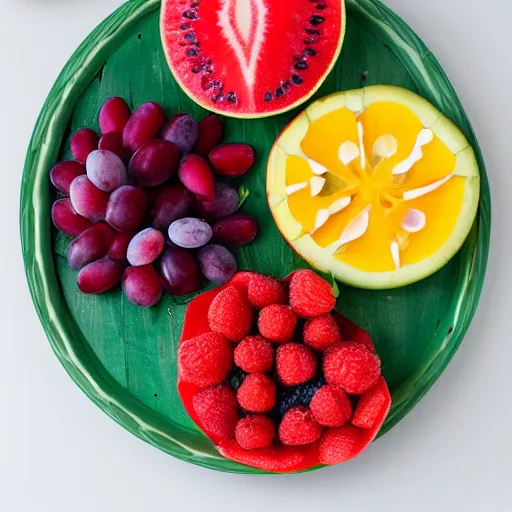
[20,0,490,474]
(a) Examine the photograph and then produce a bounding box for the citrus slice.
[267,86,480,289]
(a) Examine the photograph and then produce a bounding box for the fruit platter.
[20,0,490,474]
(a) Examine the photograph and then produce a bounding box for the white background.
[1,0,510,510]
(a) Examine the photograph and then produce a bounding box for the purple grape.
[86,149,128,192]
[105,185,147,233]
[159,246,201,296]
[161,113,198,154]
[67,225,114,270]
[196,183,239,219]
[128,139,180,187]
[168,217,213,249]
[70,128,99,165]
[50,161,86,194]
[127,228,165,266]
[99,97,130,134]
[198,244,238,283]
[149,184,192,231]
[51,198,93,235]
[98,132,129,162]
[212,213,259,246]
[69,175,109,222]
[108,232,132,261]
[123,101,165,154]
[122,265,162,307]
[77,257,124,294]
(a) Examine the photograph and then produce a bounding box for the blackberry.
[228,367,247,391]
[276,378,325,418]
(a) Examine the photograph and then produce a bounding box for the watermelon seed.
[305,28,320,35]
[292,74,303,85]
[183,10,197,20]
[304,48,317,56]
[283,81,291,91]
[264,92,272,102]
[180,23,191,30]
[295,62,308,70]
[191,1,200,6]
[316,3,327,9]
[192,66,201,73]
[276,87,285,98]
[226,92,237,103]
[187,49,198,56]
[310,15,324,25]
[184,32,195,40]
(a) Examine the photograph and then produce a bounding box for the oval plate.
[20,0,490,474]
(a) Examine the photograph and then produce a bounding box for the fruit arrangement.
[50,96,259,306]
[177,269,391,473]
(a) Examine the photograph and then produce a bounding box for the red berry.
[237,374,276,413]
[323,343,381,394]
[194,114,223,156]
[99,97,131,134]
[212,213,259,247]
[318,426,363,465]
[70,128,99,165]
[303,314,341,351]
[193,385,238,441]
[276,343,317,386]
[258,305,297,343]
[107,232,132,261]
[310,385,352,427]
[208,286,254,342]
[209,143,255,177]
[178,154,216,201]
[352,377,390,429]
[50,161,86,194]
[51,198,93,236]
[99,132,129,162]
[279,407,323,446]
[248,274,287,309]
[289,269,336,318]
[123,101,165,154]
[235,415,276,450]
[234,336,274,373]
[77,257,124,294]
[178,332,232,388]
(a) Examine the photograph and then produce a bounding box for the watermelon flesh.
[161,0,345,118]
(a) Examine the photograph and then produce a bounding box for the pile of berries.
[50,97,259,307]
[178,269,390,468]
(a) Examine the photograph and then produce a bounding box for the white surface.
[1,0,510,510]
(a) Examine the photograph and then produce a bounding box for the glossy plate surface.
[20,0,490,474]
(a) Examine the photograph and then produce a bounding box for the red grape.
[86,149,128,192]
[128,139,180,187]
[108,232,132,261]
[51,198,93,235]
[194,114,223,156]
[69,175,109,222]
[122,265,162,307]
[127,228,165,266]
[161,113,198,154]
[178,154,215,201]
[67,225,114,270]
[50,161,86,194]
[99,97,130,134]
[123,101,165,154]
[213,213,259,246]
[77,257,124,294]
[198,244,238,283]
[168,217,213,249]
[196,183,239,219]
[209,143,255,177]
[105,185,147,233]
[159,246,201,296]
[70,128,99,165]
[149,184,192,231]
[98,132,129,162]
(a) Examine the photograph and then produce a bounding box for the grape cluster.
[50,97,258,307]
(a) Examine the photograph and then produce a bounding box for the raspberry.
[318,426,363,465]
[289,269,336,318]
[279,406,323,446]
[276,343,317,386]
[192,385,238,441]
[248,274,287,309]
[310,385,352,427]
[208,285,254,342]
[178,332,232,388]
[234,335,274,373]
[303,314,341,351]
[352,377,390,429]
[235,414,276,450]
[258,305,297,343]
[237,373,276,413]
[323,342,381,394]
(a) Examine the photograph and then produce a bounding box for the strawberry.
[289,270,336,318]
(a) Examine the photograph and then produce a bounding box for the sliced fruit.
[267,86,480,289]
[160,0,346,118]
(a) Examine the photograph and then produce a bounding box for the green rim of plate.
[20,0,490,474]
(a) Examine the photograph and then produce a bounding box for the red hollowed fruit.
[258,305,297,343]
[208,285,254,342]
[234,336,274,373]
[276,343,317,386]
[289,269,336,318]
[279,407,323,446]
[323,342,381,394]
[303,314,341,351]
[237,374,276,413]
[178,332,232,388]
[318,425,364,466]
[193,385,238,441]
[310,385,352,427]
[235,415,276,450]
[248,274,287,309]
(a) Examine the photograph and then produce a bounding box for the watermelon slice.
[160,0,346,118]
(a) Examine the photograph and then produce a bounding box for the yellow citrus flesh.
[267,86,480,289]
